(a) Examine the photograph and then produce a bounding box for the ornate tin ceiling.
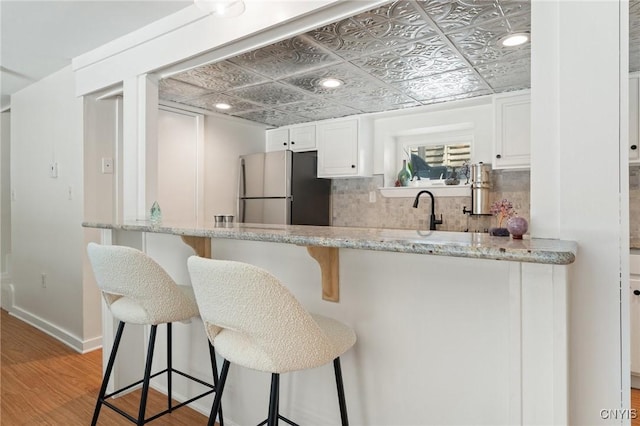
[631,0,640,73]
[159,0,639,127]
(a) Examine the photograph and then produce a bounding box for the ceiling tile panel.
[351,1,434,39]
[180,93,262,113]
[390,68,487,102]
[417,0,504,34]
[340,97,421,114]
[170,61,268,92]
[227,35,342,79]
[631,0,640,72]
[274,101,360,121]
[446,18,531,66]
[227,81,316,106]
[306,1,436,60]
[350,36,467,83]
[282,63,382,96]
[159,78,214,102]
[232,109,307,127]
[474,56,530,91]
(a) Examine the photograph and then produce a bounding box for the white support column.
[530,2,626,424]
[121,75,158,221]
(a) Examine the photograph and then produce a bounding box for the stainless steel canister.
[470,162,492,215]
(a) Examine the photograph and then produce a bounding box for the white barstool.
[87,243,223,425]
[187,256,356,426]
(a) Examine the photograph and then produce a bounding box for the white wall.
[203,114,265,219]
[10,65,100,351]
[1,111,11,279]
[530,2,627,424]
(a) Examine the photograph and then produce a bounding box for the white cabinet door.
[289,125,316,151]
[630,74,639,163]
[266,128,289,152]
[317,119,359,177]
[631,277,640,377]
[494,91,531,169]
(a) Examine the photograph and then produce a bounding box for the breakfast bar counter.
[83,220,577,264]
[83,221,576,425]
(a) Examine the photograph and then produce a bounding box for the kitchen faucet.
[413,190,443,231]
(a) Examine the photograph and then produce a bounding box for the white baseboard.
[9,306,102,354]
[632,374,640,389]
[1,282,14,310]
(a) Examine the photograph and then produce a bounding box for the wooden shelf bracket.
[306,246,340,302]
[181,236,212,259]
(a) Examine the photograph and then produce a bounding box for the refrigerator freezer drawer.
[240,198,291,225]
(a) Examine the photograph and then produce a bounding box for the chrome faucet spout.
[413,190,443,231]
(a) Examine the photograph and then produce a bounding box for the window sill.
[378,183,470,198]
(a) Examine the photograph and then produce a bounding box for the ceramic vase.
[489,227,510,237]
[397,160,412,187]
[506,216,528,239]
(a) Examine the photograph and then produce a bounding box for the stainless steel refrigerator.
[238,150,331,225]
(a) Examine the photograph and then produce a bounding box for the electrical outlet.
[101,157,113,174]
[369,190,376,203]
[49,162,58,178]
[41,273,47,288]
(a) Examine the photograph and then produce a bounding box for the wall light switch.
[101,157,113,174]
[369,190,377,203]
[49,162,58,178]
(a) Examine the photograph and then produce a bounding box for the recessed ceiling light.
[215,103,231,110]
[499,32,530,47]
[319,78,343,88]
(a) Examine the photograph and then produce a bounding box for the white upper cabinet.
[317,118,372,178]
[630,73,640,163]
[289,125,316,151]
[266,128,289,152]
[266,124,316,152]
[493,91,531,169]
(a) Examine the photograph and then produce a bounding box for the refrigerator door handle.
[240,158,247,198]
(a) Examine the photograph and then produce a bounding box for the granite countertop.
[83,221,577,265]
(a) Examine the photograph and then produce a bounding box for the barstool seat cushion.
[188,257,356,374]
[109,285,198,325]
[88,243,199,325]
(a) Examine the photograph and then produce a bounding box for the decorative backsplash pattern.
[332,170,530,233]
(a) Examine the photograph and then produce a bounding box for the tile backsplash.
[331,170,531,232]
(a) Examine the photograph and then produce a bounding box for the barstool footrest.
[99,367,216,424]
[256,415,300,426]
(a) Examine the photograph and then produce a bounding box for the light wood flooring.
[1,309,209,425]
[1,309,640,425]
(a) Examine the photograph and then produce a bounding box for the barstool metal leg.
[137,325,158,425]
[333,358,349,426]
[167,322,173,413]
[209,342,224,426]
[267,373,280,426]
[208,359,230,426]
[91,321,126,426]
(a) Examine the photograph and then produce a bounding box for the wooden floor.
[0,309,210,425]
[1,309,640,425]
[634,386,640,426]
